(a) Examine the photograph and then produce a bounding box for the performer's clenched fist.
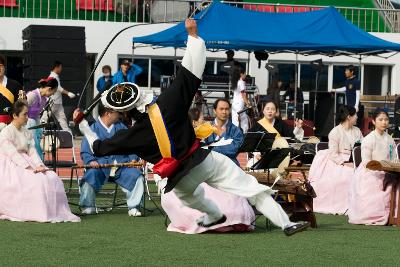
[185,19,198,38]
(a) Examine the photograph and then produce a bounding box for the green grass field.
[1,197,400,266]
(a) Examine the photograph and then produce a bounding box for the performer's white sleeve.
[181,35,206,79]
[79,119,99,153]
[334,86,346,92]
[355,90,360,108]
[293,127,304,141]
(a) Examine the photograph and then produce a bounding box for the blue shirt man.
[204,98,244,166]
[80,104,144,216]
[96,65,113,93]
[112,59,143,85]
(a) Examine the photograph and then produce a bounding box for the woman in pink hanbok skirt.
[348,110,394,225]
[159,106,255,234]
[0,101,80,223]
[309,106,363,215]
[161,182,255,234]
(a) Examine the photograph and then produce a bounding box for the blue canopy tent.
[133,1,400,126]
[133,1,400,56]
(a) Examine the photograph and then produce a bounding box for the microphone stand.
[42,101,59,172]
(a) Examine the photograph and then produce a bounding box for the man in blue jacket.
[205,98,243,166]
[80,103,144,216]
[96,65,114,93]
[112,59,143,85]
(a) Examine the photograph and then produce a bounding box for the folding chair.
[42,130,78,192]
[315,142,328,153]
[68,164,143,212]
[352,146,362,169]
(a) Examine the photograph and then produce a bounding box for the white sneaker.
[81,207,96,215]
[128,208,142,217]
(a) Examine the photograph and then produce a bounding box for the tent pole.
[174,47,177,76]
[247,51,250,73]
[132,42,135,64]
[358,55,362,94]
[294,51,299,122]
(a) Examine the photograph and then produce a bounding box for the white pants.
[41,103,70,132]
[79,176,144,210]
[231,104,249,133]
[173,151,294,229]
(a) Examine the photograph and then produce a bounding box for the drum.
[306,136,320,144]
[272,137,290,176]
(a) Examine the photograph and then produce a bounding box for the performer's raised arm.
[156,19,206,116]
[181,19,206,79]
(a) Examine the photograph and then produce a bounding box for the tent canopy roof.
[133,1,400,56]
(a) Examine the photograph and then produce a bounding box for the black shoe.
[284,221,310,236]
[197,214,227,228]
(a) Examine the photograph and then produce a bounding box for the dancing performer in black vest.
[74,19,309,236]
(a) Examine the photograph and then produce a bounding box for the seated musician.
[249,100,304,140]
[0,100,80,223]
[160,103,255,234]
[204,98,244,166]
[348,109,395,225]
[79,103,144,216]
[309,106,363,215]
[0,54,24,130]
[248,100,304,177]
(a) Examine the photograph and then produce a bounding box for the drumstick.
[72,162,143,169]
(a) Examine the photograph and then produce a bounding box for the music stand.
[251,148,291,171]
[238,132,276,153]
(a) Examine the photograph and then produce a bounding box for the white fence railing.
[1,0,399,32]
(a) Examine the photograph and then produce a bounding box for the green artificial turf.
[1,196,400,266]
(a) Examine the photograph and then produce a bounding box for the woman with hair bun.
[26,77,58,158]
[0,100,80,223]
[309,105,363,215]
[348,109,395,225]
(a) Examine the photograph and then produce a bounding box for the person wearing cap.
[112,59,143,85]
[0,54,23,129]
[41,61,76,132]
[74,19,309,236]
[79,102,144,216]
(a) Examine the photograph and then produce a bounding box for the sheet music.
[208,137,233,147]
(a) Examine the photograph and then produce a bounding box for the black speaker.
[22,25,85,40]
[23,39,85,53]
[24,52,85,67]
[22,25,87,122]
[23,66,86,81]
[309,92,345,137]
[395,96,400,126]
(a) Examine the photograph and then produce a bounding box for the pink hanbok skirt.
[348,164,390,225]
[161,183,255,234]
[0,154,80,223]
[309,150,354,215]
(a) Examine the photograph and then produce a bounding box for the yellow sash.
[0,85,14,104]
[194,122,218,139]
[257,117,281,138]
[148,104,172,158]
